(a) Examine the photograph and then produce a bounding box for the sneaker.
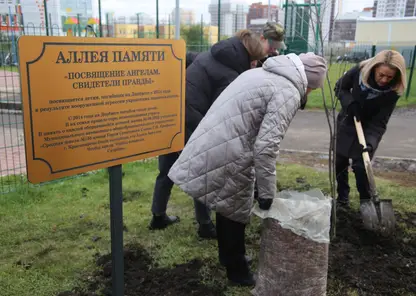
[198,222,217,239]
[149,214,180,230]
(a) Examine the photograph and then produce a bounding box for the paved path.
[0,110,415,177]
[0,112,25,176]
[281,110,416,159]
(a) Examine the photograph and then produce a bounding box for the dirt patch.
[279,152,329,171]
[329,209,416,295]
[57,244,223,296]
[375,170,416,187]
[279,152,416,187]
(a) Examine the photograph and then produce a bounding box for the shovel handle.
[353,117,379,202]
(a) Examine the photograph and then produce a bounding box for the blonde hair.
[360,50,407,95]
[234,29,265,61]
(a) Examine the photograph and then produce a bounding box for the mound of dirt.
[57,244,223,296]
[57,209,416,295]
[329,209,416,295]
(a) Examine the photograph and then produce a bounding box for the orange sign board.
[18,36,186,184]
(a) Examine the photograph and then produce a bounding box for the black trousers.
[151,152,212,224]
[151,152,179,215]
[253,180,259,201]
[216,213,250,277]
[335,153,372,202]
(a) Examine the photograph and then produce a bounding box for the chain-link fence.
[1,25,30,194]
[1,17,416,194]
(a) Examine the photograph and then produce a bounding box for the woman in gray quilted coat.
[168,52,327,286]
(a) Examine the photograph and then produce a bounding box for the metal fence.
[0,23,416,194]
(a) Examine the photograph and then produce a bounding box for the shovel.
[353,117,396,234]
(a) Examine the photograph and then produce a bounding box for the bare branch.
[304,0,338,239]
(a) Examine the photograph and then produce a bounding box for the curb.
[0,101,22,111]
[0,108,21,114]
[279,149,416,173]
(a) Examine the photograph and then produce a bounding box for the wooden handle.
[353,117,379,201]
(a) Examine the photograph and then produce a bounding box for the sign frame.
[18,36,186,184]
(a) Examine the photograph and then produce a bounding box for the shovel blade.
[360,200,379,230]
[379,200,396,233]
[360,199,396,234]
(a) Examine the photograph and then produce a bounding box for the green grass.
[307,63,416,109]
[0,160,415,296]
[0,66,18,73]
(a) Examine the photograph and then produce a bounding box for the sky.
[99,0,376,22]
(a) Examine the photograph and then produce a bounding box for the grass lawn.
[0,160,415,296]
[0,66,18,73]
[307,63,416,109]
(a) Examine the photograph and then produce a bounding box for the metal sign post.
[109,165,124,295]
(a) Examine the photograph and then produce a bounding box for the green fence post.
[137,13,140,38]
[77,14,81,37]
[98,0,103,37]
[406,45,416,100]
[371,45,376,58]
[330,47,333,65]
[43,0,49,36]
[156,0,159,38]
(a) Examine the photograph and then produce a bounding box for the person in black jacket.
[186,52,199,68]
[334,50,407,208]
[149,30,266,239]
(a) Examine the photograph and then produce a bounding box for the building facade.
[209,0,248,37]
[332,19,356,41]
[247,2,279,24]
[0,0,95,36]
[332,9,373,42]
[355,16,416,44]
[170,8,195,26]
[373,0,378,17]
[303,0,334,43]
[248,18,269,35]
[405,0,416,16]
[375,0,407,17]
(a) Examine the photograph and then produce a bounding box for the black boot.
[336,198,350,210]
[220,255,252,267]
[227,270,256,287]
[225,256,255,287]
[149,214,180,230]
[198,222,217,239]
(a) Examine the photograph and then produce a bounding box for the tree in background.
[181,25,210,52]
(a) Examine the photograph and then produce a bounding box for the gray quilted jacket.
[168,54,308,224]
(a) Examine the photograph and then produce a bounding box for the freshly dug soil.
[57,244,223,296]
[58,210,416,296]
[328,209,416,295]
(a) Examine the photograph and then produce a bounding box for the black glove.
[360,144,373,154]
[347,101,362,122]
[258,197,273,210]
